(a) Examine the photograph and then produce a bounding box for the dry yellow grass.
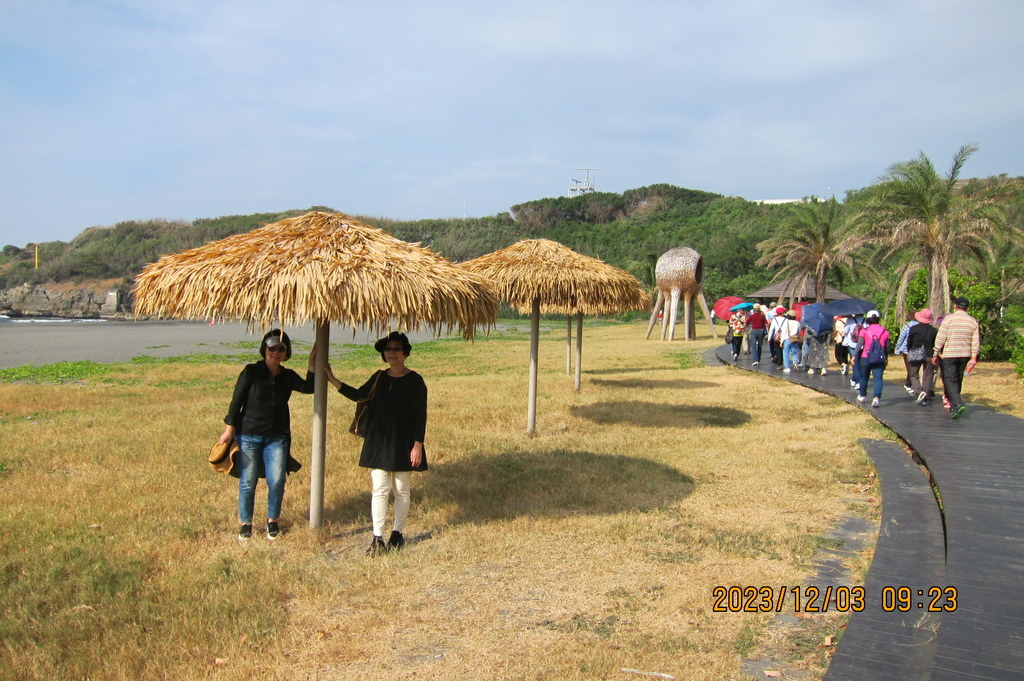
[0,322,908,680]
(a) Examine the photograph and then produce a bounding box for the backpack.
[866,331,887,364]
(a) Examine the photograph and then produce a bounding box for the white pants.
[370,469,412,538]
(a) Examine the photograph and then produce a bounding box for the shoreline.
[0,319,461,370]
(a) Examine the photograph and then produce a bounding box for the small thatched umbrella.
[462,239,649,435]
[133,211,498,527]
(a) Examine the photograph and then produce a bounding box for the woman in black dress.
[326,332,427,555]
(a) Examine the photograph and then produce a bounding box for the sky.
[2,0,1023,247]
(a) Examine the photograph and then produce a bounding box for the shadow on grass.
[590,377,720,390]
[323,449,695,527]
[425,450,695,524]
[571,400,750,428]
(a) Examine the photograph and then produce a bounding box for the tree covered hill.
[0,185,794,302]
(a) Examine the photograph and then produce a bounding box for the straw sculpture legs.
[644,247,717,341]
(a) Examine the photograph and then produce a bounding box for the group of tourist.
[217,329,427,552]
[726,297,980,418]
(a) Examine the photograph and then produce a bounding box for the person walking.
[728,309,748,361]
[747,304,768,365]
[843,316,863,389]
[856,311,891,408]
[325,331,428,555]
[803,322,831,375]
[779,310,802,374]
[906,308,938,405]
[833,315,850,375]
[219,330,316,541]
[933,297,980,419]
[767,306,787,367]
[894,313,919,396]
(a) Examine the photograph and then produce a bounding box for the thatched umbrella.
[133,211,498,527]
[462,239,649,435]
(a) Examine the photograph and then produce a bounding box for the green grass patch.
[0,361,112,383]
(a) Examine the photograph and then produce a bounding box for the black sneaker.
[266,521,280,540]
[238,523,253,541]
[387,530,405,551]
[366,535,388,556]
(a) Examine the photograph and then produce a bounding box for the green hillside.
[2,176,1022,321]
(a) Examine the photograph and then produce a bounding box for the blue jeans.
[237,434,290,524]
[749,329,765,363]
[783,339,800,369]
[858,362,886,399]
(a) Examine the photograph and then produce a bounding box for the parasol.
[462,239,649,434]
[133,211,498,527]
[712,296,744,321]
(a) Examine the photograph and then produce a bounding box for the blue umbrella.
[820,298,875,317]
[729,302,755,311]
[800,303,833,336]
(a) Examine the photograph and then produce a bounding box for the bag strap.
[366,370,384,399]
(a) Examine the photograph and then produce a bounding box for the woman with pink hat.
[905,308,938,405]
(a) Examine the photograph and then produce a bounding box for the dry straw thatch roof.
[461,239,650,315]
[132,211,498,337]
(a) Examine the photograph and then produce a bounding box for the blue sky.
[2,0,1022,247]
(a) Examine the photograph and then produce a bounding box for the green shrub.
[1011,332,1024,380]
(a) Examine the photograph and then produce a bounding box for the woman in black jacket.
[325,331,427,556]
[219,329,315,541]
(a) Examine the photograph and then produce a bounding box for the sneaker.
[366,535,388,556]
[238,523,253,541]
[951,404,966,419]
[266,521,280,540]
[904,385,915,394]
[916,392,928,406]
[820,368,827,375]
[808,368,814,374]
[853,383,860,391]
[733,353,739,360]
[387,530,405,551]
[857,395,866,403]
[783,368,791,373]
[871,397,880,408]
[850,380,857,388]
[840,363,847,375]
[752,361,759,366]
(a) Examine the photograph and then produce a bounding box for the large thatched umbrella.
[462,239,649,435]
[133,211,498,527]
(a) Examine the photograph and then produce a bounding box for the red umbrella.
[792,301,810,320]
[712,296,744,321]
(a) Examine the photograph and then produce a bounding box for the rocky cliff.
[0,283,130,318]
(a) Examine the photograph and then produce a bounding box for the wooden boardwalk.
[714,346,1024,680]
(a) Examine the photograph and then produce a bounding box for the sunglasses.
[384,346,404,352]
[266,345,287,353]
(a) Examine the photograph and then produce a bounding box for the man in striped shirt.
[933,297,980,419]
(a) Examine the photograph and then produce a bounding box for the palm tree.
[626,252,660,293]
[858,144,1005,318]
[755,198,862,304]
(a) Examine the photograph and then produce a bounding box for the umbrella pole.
[574,312,583,392]
[566,315,572,375]
[309,319,330,528]
[527,297,540,436]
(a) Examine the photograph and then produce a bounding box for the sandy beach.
[0,319,454,369]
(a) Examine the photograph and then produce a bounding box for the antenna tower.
[568,168,599,197]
